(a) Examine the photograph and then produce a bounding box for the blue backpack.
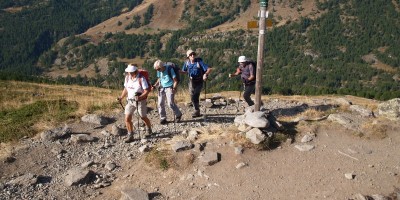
[165,62,181,84]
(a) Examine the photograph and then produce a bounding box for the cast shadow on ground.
[270,104,337,118]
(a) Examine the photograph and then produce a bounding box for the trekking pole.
[135,93,141,140]
[173,113,177,134]
[237,84,242,114]
[203,80,207,122]
[117,97,124,110]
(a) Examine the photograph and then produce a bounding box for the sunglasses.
[189,53,196,57]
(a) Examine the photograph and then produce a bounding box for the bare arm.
[173,78,178,89]
[119,88,127,100]
[138,88,150,101]
[204,68,212,76]
[229,68,241,78]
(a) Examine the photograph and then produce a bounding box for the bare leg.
[141,117,152,129]
[125,114,134,133]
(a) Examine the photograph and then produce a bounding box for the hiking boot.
[160,119,167,125]
[143,127,153,138]
[124,133,134,143]
[191,110,201,118]
[175,115,182,123]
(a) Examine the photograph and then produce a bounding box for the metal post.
[255,1,268,111]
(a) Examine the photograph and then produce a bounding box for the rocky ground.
[1,95,400,200]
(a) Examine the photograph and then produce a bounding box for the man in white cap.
[118,64,152,142]
[228,56,256,106]
[181,49,211,118]
[153,60,182,124]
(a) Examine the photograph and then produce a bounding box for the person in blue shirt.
[181,49,211,118]
[153,60,182,124]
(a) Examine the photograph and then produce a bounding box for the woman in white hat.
[118,64,152,142]
[228,56,256,106]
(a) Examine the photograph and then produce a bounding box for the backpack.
[165,62,181,84]
[242,61,257,85]
[248,61,257,75]
[138,68,152,93]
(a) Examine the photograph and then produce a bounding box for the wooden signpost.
[254,0,268,111]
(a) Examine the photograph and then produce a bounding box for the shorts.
[124,99,147,117]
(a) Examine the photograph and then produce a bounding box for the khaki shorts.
[125,99,147,117]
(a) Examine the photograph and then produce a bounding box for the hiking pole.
[237,84,242,114]
[117,97,124,110]
[135,93,141,140]
[173,112,177,135]
[203,80,207,122]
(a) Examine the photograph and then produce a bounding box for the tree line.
[0,0,399,100]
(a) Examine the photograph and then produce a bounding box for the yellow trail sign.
[247,21,258,29]
[266,19,273,27]
[248,19,272,29]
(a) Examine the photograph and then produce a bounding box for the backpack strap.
[165,64,173,80]
[138,74,143,90]
[186,59,204,78]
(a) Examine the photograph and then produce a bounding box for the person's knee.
[124,115,132,123]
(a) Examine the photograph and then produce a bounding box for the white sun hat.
[125,64,138,72]
[238,56,248,63]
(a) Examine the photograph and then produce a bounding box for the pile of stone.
[233,107,283,144]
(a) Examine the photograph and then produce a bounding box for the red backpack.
[137,69,152,93]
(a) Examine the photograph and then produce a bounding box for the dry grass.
[360,119,388,139]
[0,81,120,116]
[278,108,328,122]
[145,148,173,170]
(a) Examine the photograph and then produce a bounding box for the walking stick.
[136,100,141,139]
[117,97,124,110]
[237,84,242,114]
[203,80,207,122]
[134,93,141,140]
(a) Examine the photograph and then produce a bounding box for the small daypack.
[248,61,257,76]
[165,62,181,84]
[138,69,152,94]
[240,61,257,85]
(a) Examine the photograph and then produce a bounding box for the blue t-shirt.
[157,65,176,88]
[182,58,208,80]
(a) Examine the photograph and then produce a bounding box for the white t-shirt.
[124,74,149,99]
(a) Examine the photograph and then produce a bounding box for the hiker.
[153,60,182,124]
[181,49,211,118]
[228,56,256,106]
[118,64,152,142]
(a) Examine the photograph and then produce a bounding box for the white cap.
[125,64,138,72]
[153,60,163,69]
[186,49,195,57]
[238,56,248,63]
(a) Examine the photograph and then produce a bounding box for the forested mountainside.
[0,0,399,100]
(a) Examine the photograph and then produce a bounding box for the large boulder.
[81,114,108,125]
[349,105,373,117]
[41,125,71,141]
[120,188,148,200]
[378,98,400,120]
[64,168,94,186]
[246,128,266,144]
[244,111,270,128]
